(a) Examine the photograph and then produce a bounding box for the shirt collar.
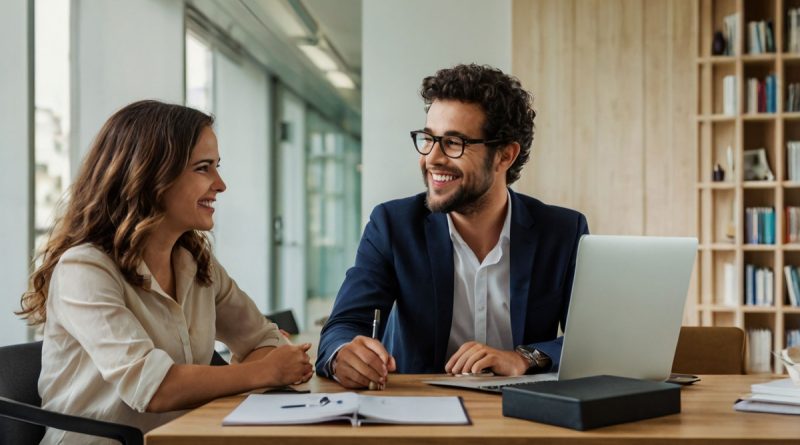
[134,246,197,298]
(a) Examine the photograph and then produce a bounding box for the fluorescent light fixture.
[270,1,309,38]
[298,44,338,71]
[326,70,355,89]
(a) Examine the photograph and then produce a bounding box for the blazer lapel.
[509,189,538,347]
[425,211,454,369]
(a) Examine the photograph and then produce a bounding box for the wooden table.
[146,374,800,444]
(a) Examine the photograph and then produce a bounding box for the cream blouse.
[39,244,287,444]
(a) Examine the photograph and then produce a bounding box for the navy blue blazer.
[315,189,589,376]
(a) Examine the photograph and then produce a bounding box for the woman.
[19,100,312,444]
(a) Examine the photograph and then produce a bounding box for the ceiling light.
[326,70,355,89]
[265,0,309,38]
[298,44,338,71]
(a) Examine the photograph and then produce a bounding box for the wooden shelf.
[699,304,738,312]
[742,113,778,121]
[697,114,737,122]
[742,306,778,313]
[697,182,736,189]
[699,243,737,250]
[742,244,777,251]
[741,53,777,63]
[743,180,778,188]
[697,55,737,64]
[697,0,800,374]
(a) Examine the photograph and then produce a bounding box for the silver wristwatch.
[515,345,552,370]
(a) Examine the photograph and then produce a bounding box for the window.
[305,111,361,326]
[34,0,71,252]
[186,31,213,114]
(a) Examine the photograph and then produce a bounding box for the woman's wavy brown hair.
[19,100,215,324]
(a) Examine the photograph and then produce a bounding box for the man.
[316,64,589,389]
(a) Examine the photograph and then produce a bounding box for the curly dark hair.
[420,64,535,184]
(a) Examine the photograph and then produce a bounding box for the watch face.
[516,345,536,355]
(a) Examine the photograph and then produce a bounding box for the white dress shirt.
[39,244,287,445]
[445,192,514,360]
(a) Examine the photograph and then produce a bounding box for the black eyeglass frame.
[409,130,507,159]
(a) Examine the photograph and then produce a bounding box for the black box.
[502,375,681,430]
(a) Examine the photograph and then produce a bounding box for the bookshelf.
[697,0,800,374]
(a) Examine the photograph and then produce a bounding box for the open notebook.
[223,392,471,427]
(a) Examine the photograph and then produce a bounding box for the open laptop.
[424,234,698,392]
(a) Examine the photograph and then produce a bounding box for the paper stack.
[734,379,800,415]
[735,347,800,415]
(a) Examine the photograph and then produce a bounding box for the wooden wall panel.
[512,0,697,237]
[513,0,575,205]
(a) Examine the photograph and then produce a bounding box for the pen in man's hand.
[369,309,382,390]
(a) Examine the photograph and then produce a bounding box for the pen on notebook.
[281,396,341,409]
[369,309,381,391]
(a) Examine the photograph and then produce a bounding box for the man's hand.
[332,335,397,388]
[445,341,529,376]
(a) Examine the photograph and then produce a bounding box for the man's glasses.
[410,130,506,159]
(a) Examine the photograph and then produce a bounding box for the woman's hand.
[258,343,313,387]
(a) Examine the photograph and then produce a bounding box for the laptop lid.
[423,234,697,392]
[556,234,697,381]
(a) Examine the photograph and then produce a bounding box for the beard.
[422,152,495,214]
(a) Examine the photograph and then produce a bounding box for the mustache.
[423,166,462,177]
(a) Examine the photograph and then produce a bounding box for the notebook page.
[356,395,469,425]
[223,392,359,425]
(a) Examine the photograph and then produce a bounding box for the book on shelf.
[788,330,800,348]
[724,13,739,56]
[788,84,800,112]
[723,75,737,115]
[745,264,774,306]
[222,393,470,426]
[788,144,800,182]
[747,20,775,54]
[790,8,800,53]
[734,378,800,415]
[747,328,773,373]
[722,262,737,306]
[746,75,776,114]
[784,265,800,307]
[766,74,776,113]
[745,207,775,245]
[786,205,800,241]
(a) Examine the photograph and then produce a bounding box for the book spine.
[785,265,797,306]
[792,267,800,307]
[767,75,776,113]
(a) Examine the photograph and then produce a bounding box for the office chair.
[0,342,228,445]
[266,309,300,335]
[0,341,143,444]
[671,326,746,374]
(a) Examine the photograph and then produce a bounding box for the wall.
[213,53,272,313]
[0,0,32,345]
[361,0,512,220]
[72,0,184,168]
[512,0,696,237]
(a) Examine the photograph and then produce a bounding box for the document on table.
[222,392,471,426]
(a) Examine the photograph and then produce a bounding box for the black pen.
[369,309,381,391]
[281,396,338,409]
[280,403,309,409]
